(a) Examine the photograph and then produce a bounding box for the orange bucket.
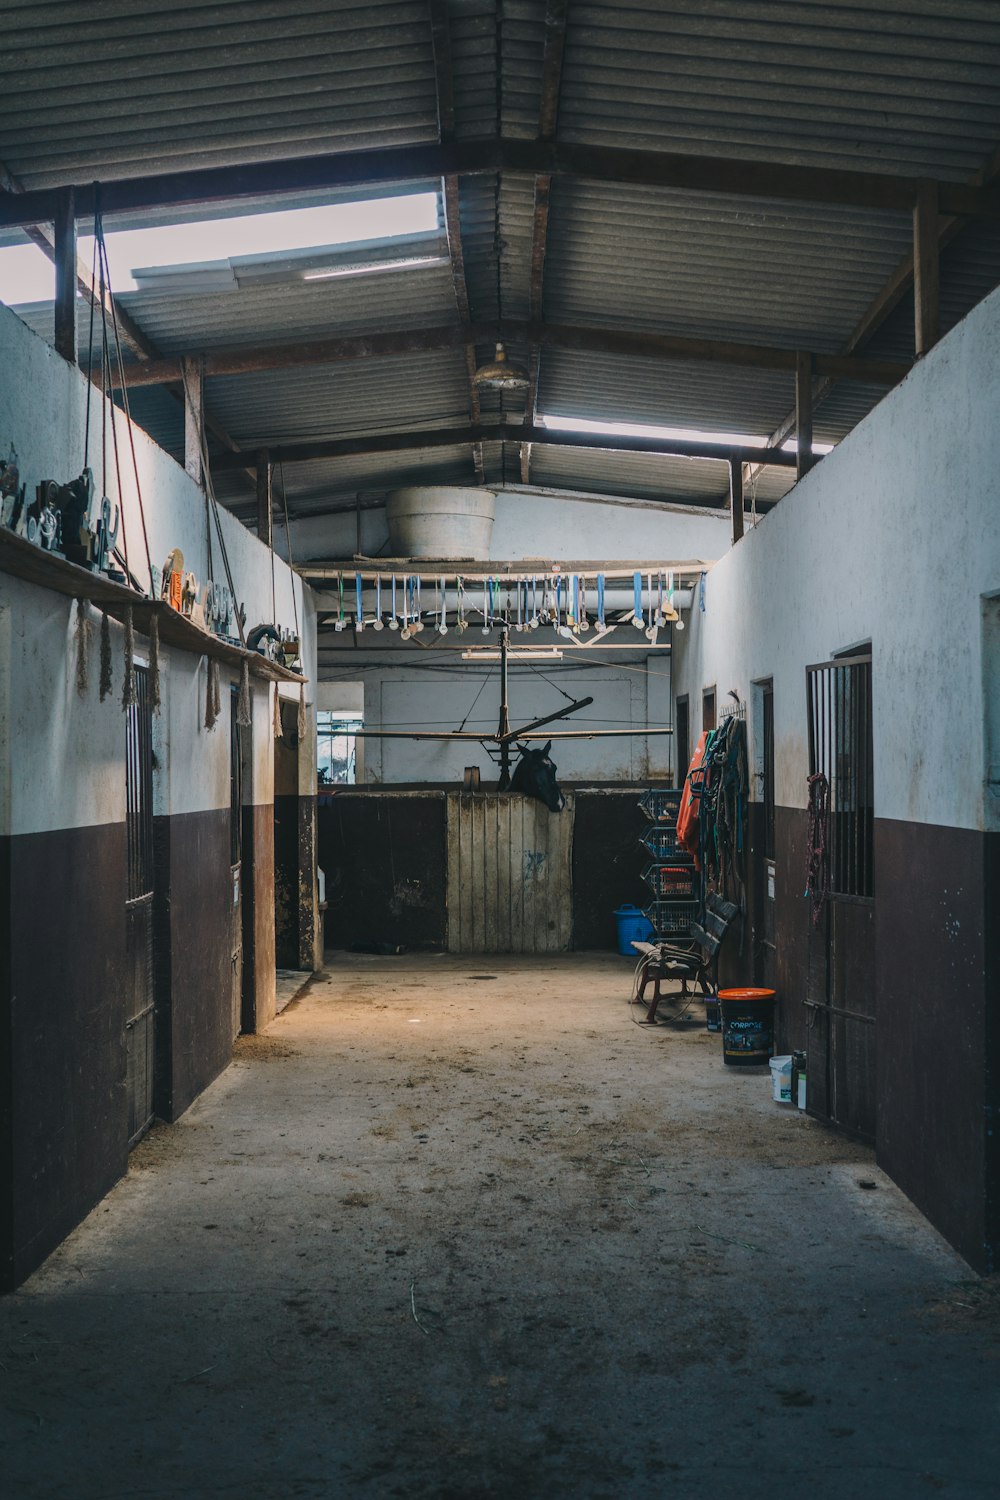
[718,988,776,1066]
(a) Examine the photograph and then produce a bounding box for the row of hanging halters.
[326,571,687,637]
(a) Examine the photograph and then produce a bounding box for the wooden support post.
[729,457,744,544]
[913,180,941,356]
[53,187,77,364]
[182,355,204,487]
[256,449,272,547]
[795,350,814,480]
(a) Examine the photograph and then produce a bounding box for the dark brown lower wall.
[875,818,995,1272]
[0,823,128,1292]
[743,803,996,1272]
[154,809,238,1121]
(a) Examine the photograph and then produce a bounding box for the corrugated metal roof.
[109,260,459,353]
[538,347,801,438]
[555,2,1000,177]
[205,350,472,447]
[543,179,914,350]
[2,1,441,187]
[3,3,1000,535]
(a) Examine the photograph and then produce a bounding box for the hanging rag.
[805,772,831,927]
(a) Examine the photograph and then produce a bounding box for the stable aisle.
[1,954,996,1499]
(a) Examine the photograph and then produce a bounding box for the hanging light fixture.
[472,341,529,391]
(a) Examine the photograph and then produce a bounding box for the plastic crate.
[640,826,688,861]
[638,788,683,826]
[643,900,701,937]
[642,863,699,900]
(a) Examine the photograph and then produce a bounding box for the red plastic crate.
[643,864,699,899]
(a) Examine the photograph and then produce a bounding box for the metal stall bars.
[125,664,155,1145]
[805,653,875,1139]
[639,788,700,941]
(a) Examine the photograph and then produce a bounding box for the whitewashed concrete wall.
[671,283,1000,831]
[282,486,734,567]
[349,651,672,784]
[0,303,316,835]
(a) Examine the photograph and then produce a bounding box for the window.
[317,712,361,785]
[703,688,716,732]
[807,652,873,899]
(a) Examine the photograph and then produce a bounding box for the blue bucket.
[614,904,654,957]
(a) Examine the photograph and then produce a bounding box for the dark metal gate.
[806,654,875,1140]
[230,689,244,1040]
[125,665,155,1146]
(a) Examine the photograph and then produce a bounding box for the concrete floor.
[2,954,998,1500]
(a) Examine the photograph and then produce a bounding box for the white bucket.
[385,486,497,559]
[769,1054,793,1104]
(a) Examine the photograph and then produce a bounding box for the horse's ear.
[542,740,552,755]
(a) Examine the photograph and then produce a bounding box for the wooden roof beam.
[208,422,798,473]
[522,0,569,486]
[428,0,485,484]
[2,140,997,229]
[107,320,911,389]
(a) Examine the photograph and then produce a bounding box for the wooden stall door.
[446,792,574,953]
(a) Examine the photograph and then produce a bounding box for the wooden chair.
[630,892,741,1024]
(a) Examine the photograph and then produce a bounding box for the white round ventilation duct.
[385,486,497,559]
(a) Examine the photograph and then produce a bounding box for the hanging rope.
[99,610,113,701]
[149,612,161,714]
[204,658,220,730]
[237,658,251,728]
[273,682,283,740]
[75,599,92,696]
[278,459,301,650]
[121,605,136,710]
[805,772,831,927]
[297,681,306,741]
[96,206,154,594]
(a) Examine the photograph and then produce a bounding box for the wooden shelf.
[0,528,306,686]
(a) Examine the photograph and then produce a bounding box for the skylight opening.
[541,413,834,458]
[0,191,440,305]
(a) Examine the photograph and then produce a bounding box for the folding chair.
[631,892,740,1024]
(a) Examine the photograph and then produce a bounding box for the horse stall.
[317,785,650,955]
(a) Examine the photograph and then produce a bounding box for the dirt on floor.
[2,953,997,1500]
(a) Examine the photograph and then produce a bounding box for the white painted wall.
[282,486,733,567]
[345,650,672,784]
[0,303,316,835]
[671,283,1000,832]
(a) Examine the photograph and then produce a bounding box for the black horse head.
[510,741,565,812]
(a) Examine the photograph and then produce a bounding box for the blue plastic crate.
[638,788,683,827]
[640,825,688,861]
[643,900,701,938]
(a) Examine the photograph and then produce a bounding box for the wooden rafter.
[745,137,1000,497]
[3,141,997,228]
[428,0,485,484]
[107,320,910,390]
[522,0,568,485]
[209,421,798,473]
[0,156,254,492]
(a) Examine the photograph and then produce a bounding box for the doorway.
[125,665,155,1145]
[806,651,875,1140]
[274,696,301,967]
[229,688,245,1040]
